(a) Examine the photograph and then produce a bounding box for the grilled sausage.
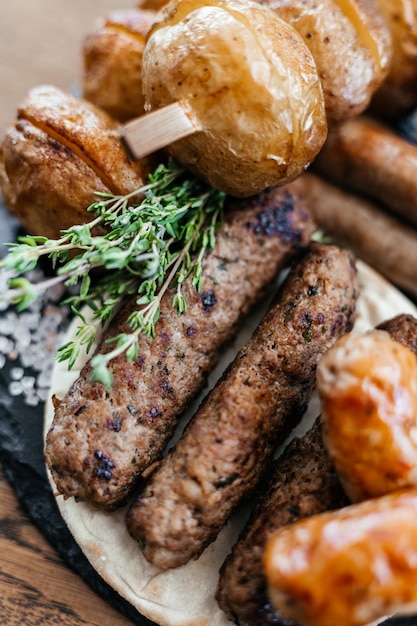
[264,488,417,626]
[216,417,348,626]
[288,172,417,298]
[377,313,417,355]
[125,242,359,569]
[216,314,417,626]
[45,186,315,509]
[318,327,417,503]
[312,116,417,227]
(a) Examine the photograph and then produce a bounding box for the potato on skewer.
[138,0,327,197]
[0,86,148,241]
[371,0,417,117]
[258,0,392,122]
[82,9,156,122]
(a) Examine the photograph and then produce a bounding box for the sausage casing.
[217,313,417,626]
[264,489,417,626]
[45,187,315,509]
[125,243,358,569]
[217,417,348,626]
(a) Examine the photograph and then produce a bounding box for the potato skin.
[258,0,392,122]
[142,0,327,197]
[371,0,417,117]
[83,9,156,122]
[0,85,144,240]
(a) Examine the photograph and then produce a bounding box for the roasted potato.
[142,0,327,197]
[258,0,392,123]
[0,85,146,240]
[371,0,417,117]
[83,9,156,122]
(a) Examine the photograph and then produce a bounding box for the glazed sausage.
[216,313,417,626]
[125,243,358,569]
[264,489,417,626]
[318,328,417,502]
[45,186,316,509]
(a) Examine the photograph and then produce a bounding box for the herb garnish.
[0,160,225,386]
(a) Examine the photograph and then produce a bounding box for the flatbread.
[44,261,417,626]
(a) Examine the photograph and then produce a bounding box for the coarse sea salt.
[0,267,72,406]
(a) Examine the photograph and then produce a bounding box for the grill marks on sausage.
[125,243,359,570]
[45,187,316,509]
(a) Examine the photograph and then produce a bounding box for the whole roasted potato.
[0,85,146,240]
[258,0,392,123]
[142,0,327,197]
[371,0,417,117]
[83,9,156,122]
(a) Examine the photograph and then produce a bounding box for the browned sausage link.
[312,115,417,227]
[217,417,348,626]
[289,172,417,298]
[125,243,358,569]
[45,186,316,510]
[217,313,417,626]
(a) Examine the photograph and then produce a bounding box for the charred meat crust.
[45,186,315,509]
[376,314,417,357]
[216,418,348,626]
[217,313,417,626]
[125,242,359,569]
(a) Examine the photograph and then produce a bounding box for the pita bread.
[44,260,417,626]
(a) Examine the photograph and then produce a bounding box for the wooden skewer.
[121,101,201,160]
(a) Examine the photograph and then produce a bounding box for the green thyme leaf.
[0,160,226,385]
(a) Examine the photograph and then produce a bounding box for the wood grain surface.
[0,1,139,624]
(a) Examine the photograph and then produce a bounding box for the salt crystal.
[9,381,23,396]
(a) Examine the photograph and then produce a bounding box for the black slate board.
[0,199,416,626]
[0,201,156,626]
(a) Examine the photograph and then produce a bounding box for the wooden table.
[0,2,139,623]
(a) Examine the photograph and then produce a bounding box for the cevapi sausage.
[289,172,417,298]
[263,315,417,626]
[216,313,417,626]
[45,186,315,509]
[217,417,348,626]
[125,242,358,569]
[312,115,417,227]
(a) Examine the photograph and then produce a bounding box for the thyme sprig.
[0,160,226,385]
